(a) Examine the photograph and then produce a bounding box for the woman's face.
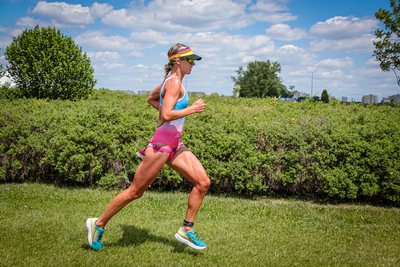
[179,58,195,74]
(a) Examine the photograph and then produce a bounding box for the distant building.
[382,97,390,103]
[188,91,205,96]
[342,97,348,102]
[362,94,378,104]
[293,92,306,99]
[118,90,135,95]
[138,90,152,95]
[393,94,400,103]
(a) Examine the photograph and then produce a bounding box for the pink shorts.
[136,141,183,161]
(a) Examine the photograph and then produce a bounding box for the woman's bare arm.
[160,78,205,123]
[147,84,162,111]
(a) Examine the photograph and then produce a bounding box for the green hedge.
[1,88,399,202]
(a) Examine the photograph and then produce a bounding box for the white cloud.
[274,45,318,65]
[320,69,344,79]
[75,30,137,51]
[29,1,113,28]
[86,51,123,63]
[102,63,126,70]
[315,57,355,68]
[89,2,113,18]
[365,58,380,67]
[30,1,94,26]
[15,17,50,28]
[309,16,378,40]
[250,12,297,23]
[129,30,173,46]
[101,0,250,31]
[266,24,307,41]
[0,36,13,50]
[0,72,16,87]
[309,34,377,53]
[249,0,288,13]
[0,26,23,38]
[128,51,146,58]
[248,0,296,23]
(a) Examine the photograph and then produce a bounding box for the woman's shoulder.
[164,76,182,91]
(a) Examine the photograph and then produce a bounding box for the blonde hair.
[164,43,190,80]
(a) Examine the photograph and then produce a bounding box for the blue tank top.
[159,77,189,110]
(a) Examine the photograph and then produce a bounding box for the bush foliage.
[1,89,399,202]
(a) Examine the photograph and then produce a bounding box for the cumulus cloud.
[0,73,16,87]
[315,57,355,68]
[89,2,113,18]
[249,0,289,13]
[75,30,137,51]
[248,0,296,23]
[250,12,297,23]
[364,58,380,68]
[24,0,298,31]
[86,51,123,63]
[309,16,378,40]
[15,17,50,28]
[266,24,307,41]
[29,1,113,28]
[101,0,250,31]
[128,51,146,58]
[274,45,318,65]
[320,69,344,79]
[309,34,377,53]
[0,36,13,50]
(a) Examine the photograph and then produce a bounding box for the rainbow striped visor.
[168,48,202,61]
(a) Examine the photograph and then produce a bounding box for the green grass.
[1,183,399,267]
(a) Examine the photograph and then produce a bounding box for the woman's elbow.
[161,112,171,122]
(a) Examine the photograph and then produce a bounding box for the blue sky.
[0,0,397,101]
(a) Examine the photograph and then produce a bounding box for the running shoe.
[86,218,104,250]
[175,227,207,250]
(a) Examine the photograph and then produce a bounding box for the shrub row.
[0,88,399,202]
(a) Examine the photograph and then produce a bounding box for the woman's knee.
[196,176,210,192]
[125,188,144,201]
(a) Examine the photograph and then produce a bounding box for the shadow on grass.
[98,225,202,256]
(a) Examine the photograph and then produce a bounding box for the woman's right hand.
[191,99,206,113]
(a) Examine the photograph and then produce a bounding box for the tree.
[373,0,400,87]
[5,25,96,100]
[321,89,329,103]
[231,60,290,98]
[0,48,4,79]
[233,86,240,98]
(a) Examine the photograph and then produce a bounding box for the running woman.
[86,43,210,250]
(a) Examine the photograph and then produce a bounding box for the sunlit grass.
[1,183,399,266]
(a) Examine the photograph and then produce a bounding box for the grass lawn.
[0,183,399,267]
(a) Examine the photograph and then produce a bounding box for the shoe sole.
[86,218,93,246]
[175,233,207,250]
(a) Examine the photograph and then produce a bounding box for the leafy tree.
[321,89,329,103]
[0,48,4,78]
[5,25,96,100]
[231,60,290,98]
[373,0,400,86]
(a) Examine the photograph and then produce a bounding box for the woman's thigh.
[166,146,209,185]
[129,147,170,193]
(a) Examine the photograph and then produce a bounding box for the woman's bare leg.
[167,146,210,232]
[96,147,170,228]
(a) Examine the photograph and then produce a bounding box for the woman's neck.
[169,67,184,81]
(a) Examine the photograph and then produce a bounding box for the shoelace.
[96,230,104,242]
[190,231,199,241]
